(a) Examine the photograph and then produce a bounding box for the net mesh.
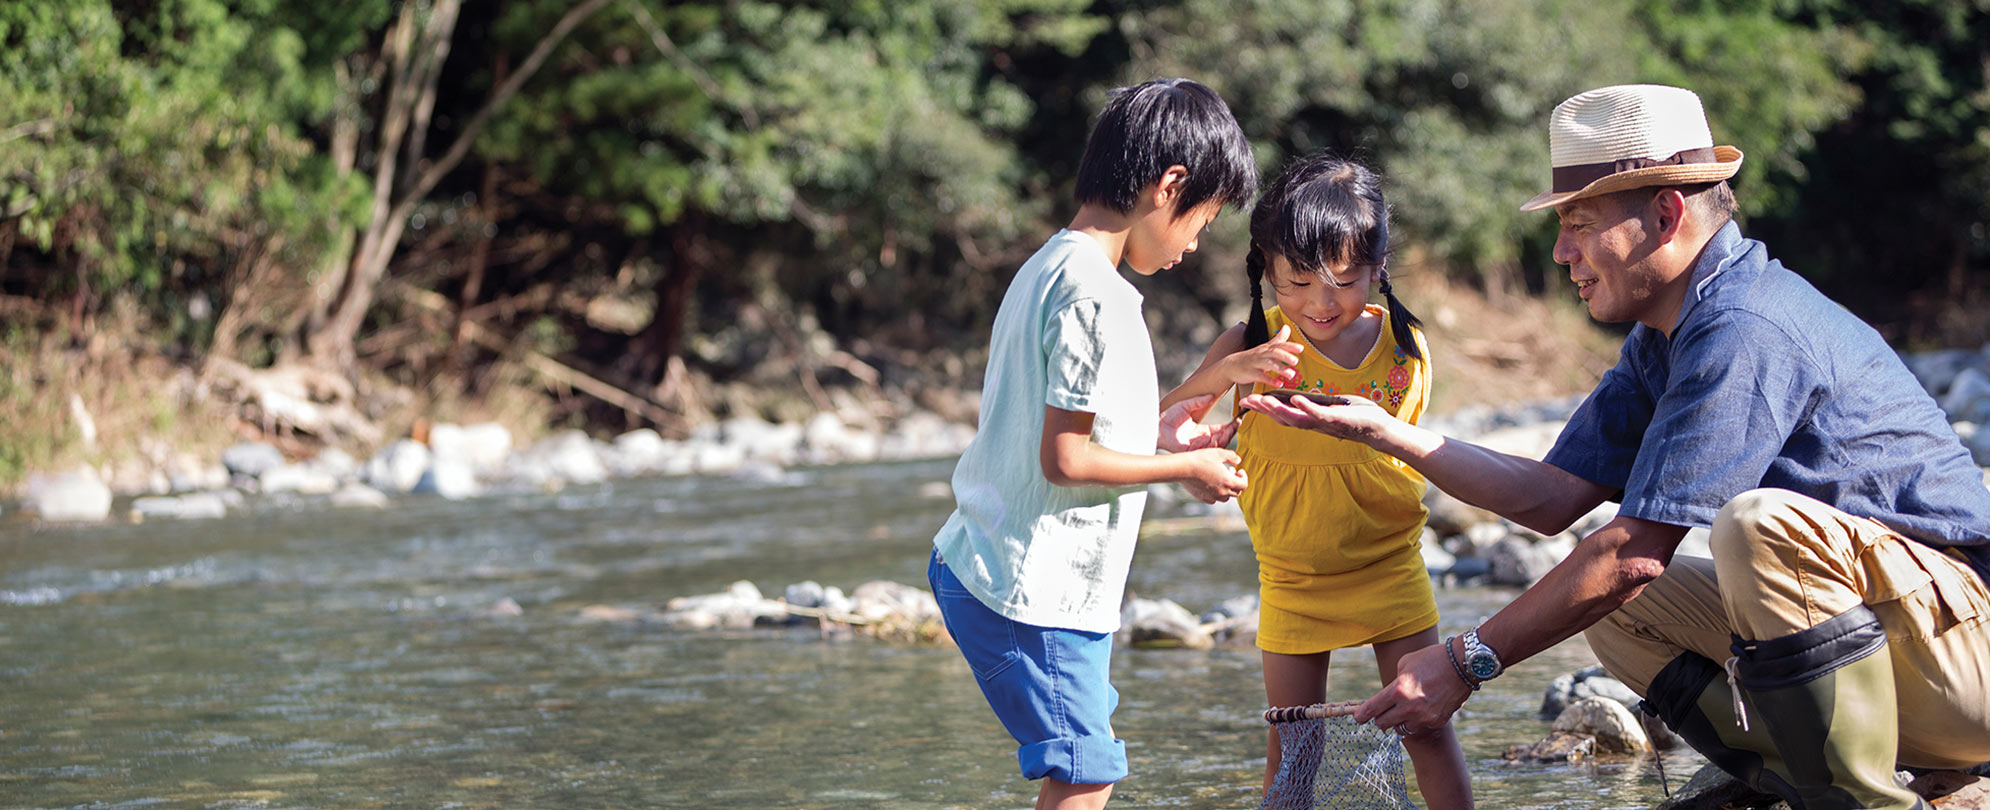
[1259,706,1415,810]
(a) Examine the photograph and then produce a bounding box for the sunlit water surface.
[0,458,1701,808]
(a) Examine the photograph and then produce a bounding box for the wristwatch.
[1461,628,1504,683]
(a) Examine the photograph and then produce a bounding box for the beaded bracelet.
[1444,636,1481,691]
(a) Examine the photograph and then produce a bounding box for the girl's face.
[1266,253,1375,349]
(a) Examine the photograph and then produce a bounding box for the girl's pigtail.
[1377,266,1424,360]
[1244,245,1271,349]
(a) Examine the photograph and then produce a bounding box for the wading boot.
[1643,605,1926,810]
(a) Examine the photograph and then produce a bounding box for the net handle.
[1261,700,1362,724]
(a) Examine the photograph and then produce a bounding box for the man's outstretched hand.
[1237,391,1394,444]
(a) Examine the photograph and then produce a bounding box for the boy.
[928,77,1259,810]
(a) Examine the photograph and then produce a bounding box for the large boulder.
[129,491,230,520]
[1542,665,1624,718]
[258,462,340,495]
[1423,487,1496,538]
[605,428,678,477]
[721,416,805,464]
[1902,348,1982,399]
[25,468,113,522]
[365,439,432,494]
[329,482,390,509]
[220,441,286,478]
[1119,596,1212,650]
[802,412,880,464]
[1486,529,1576,587]
[1942,368,1990,426]
[1552,697,1651,754]
[850,580,941,626]
[306,447,358,482]
[412,458,479,500]
[428,422,512,476]
[528,429,609,485]
[663,581,788,629]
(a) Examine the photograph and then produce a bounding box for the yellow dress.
[1239,304,1436,655]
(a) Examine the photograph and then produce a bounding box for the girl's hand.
[1237,390,1396,445]
[1159,394,1238,453]
[1221,324,1305,388]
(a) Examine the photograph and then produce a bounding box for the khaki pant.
[1585,488,1990,769]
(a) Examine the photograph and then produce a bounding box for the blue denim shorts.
[928,550,1127,784]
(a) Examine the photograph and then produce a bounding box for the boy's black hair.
[1243,153,1423,359]
[1072,78,1258,219]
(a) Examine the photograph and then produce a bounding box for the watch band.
[1443,636,1480,691]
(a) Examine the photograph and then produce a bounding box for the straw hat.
[1519,84,1744,212]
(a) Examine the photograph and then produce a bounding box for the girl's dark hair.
[1072,78,1259,218]
[1243,153,1422,360]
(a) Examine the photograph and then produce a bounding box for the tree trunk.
[632,213,707,389]
[309,1,429,367]
[305,58,362,342]
[306,0,609,371]
[448,158,502,382]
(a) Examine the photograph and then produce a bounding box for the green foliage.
[0,0,1984,424]
[0,0,370,315]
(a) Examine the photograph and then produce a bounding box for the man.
[1241,84,1990,810]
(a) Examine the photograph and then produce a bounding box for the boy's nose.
[1184,235,1200,254]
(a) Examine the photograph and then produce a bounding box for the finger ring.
[1396,726,1414,737]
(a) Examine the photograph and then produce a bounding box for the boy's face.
[1125,199,1223,276]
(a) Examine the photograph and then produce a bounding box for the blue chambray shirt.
[1544,222,1990,583]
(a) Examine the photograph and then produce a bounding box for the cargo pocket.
[1863,533,1986,641]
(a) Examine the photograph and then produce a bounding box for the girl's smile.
[1266,253,1383,366]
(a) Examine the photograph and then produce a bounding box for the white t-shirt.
[932,230,1159,633]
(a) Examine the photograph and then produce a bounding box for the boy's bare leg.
[1374,629,1473,810]
[1262,650,1334,792]
[1037,778,1112,810]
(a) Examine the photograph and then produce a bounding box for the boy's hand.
[1220,324,1305,388]
[1178,447,1246,503]
[1159,394,1238,452]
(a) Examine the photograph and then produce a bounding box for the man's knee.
[1709,488,1808,568]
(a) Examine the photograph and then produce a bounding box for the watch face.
[1467,654,1499,680]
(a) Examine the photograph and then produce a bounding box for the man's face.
[1552,192,1669,326]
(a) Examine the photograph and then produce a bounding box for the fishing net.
[1259,701,1416,810]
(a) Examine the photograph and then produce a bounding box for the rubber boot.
[1643,606,1926,810]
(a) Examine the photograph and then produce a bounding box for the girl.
[1161,154,1470,808]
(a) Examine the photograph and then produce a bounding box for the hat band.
[1551,146,1718,193]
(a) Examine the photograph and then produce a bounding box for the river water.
[0,458,1701,809]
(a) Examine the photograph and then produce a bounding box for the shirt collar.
[1672,220,1747,333]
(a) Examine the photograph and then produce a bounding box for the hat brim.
[1520,146,1744,212]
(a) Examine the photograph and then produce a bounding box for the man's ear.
[1651,188,1688,242]
[1153,165,1190,206]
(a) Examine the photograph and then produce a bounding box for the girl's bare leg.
[1374,628,1474,810]
[1262,649,1334,792]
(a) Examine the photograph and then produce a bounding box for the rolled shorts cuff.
[1019,734,1128,784]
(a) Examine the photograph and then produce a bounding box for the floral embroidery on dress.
[1285,319,1416,414]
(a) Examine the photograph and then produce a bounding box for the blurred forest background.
[1,0,1986,489]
